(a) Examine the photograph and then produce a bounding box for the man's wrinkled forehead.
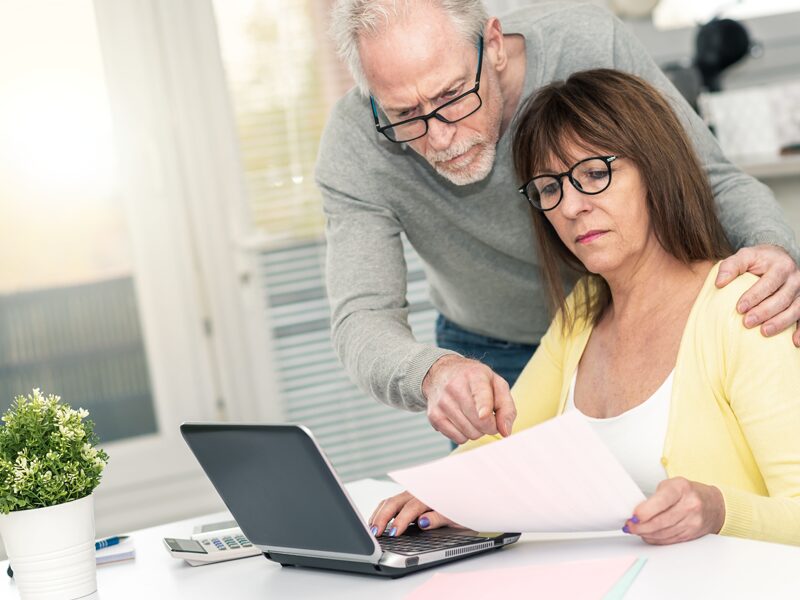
[373,57,472,113]
[358,5,475,105]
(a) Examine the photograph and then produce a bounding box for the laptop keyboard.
[377,527,491,556]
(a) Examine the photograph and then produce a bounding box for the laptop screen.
[181,423,378,557]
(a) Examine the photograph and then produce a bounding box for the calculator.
[163,524,262,566]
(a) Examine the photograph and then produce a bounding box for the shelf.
[735,154,800,179]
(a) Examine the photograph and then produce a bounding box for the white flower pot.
[0,494,97,600]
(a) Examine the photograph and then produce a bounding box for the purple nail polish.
[389,527,397,537]
[631,515,640,524]
[370,526,377,536]
[622,525,630,534]
[419,517,430,528]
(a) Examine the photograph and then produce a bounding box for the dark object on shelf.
[694,18,752,92]
[780,143,800,156]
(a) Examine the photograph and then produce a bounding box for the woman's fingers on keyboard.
[390,500,431,537]
[369,491,428,537]
[417,510,452,530]
[368,497,390,531]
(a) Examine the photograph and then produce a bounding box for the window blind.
[259,239,450,481]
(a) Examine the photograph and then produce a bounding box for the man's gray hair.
[331,0,489,96]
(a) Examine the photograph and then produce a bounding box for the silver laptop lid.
[180,423,382,564]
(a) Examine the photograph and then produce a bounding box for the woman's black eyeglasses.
[518,155,617,211]
[369,37,484,143]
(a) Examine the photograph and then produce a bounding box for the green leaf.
[0,389,109,514]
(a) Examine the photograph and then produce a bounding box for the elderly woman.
[371,69,800,546]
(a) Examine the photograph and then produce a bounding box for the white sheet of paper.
[388,412,646,533]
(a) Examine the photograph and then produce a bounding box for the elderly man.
[315,0,800,444]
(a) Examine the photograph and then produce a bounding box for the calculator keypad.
[203,534,253,552]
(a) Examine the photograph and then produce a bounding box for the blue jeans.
[435,314,538,389]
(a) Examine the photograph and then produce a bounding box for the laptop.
[180,423,520,577]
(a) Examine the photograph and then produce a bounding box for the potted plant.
[0,389,109,600]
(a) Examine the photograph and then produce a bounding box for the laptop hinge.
[257,544,382,564]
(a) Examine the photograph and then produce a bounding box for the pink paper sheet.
[389,412,645,533]
[405,555,639,600]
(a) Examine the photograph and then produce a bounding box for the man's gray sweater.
[314,3,798,412]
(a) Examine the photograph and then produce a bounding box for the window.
[0,2,156,442]
[212,0,348,243]
[0,0,265,542]
[654,0,800,29]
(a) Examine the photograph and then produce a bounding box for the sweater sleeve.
[610,13,799,262]
[319,181,457,412]
[717,295,800,545]
[315,100,459,412]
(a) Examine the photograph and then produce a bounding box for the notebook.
[96,537,135,565]
[180,422,520,577]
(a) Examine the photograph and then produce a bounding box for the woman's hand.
[369,491,457,537]
[623,477,726,545]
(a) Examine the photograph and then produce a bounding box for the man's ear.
[483,17,508,72]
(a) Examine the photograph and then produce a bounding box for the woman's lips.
[576,230,608,244]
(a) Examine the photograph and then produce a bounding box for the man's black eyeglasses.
[518,155,618,211]
[370,37,484,143]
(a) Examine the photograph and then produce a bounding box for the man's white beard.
[427,137,497,186]
[424,86,503,186]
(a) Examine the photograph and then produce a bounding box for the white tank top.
[564,368,672,495]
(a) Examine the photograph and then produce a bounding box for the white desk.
[5,479,800,599]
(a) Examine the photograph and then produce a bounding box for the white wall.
[769,176,800,239]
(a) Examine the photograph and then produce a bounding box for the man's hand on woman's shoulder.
[716,244,800,347]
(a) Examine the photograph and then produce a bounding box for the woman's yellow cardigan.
[459,263,800,545]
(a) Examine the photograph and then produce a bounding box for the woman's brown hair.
[511,68,732,329]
